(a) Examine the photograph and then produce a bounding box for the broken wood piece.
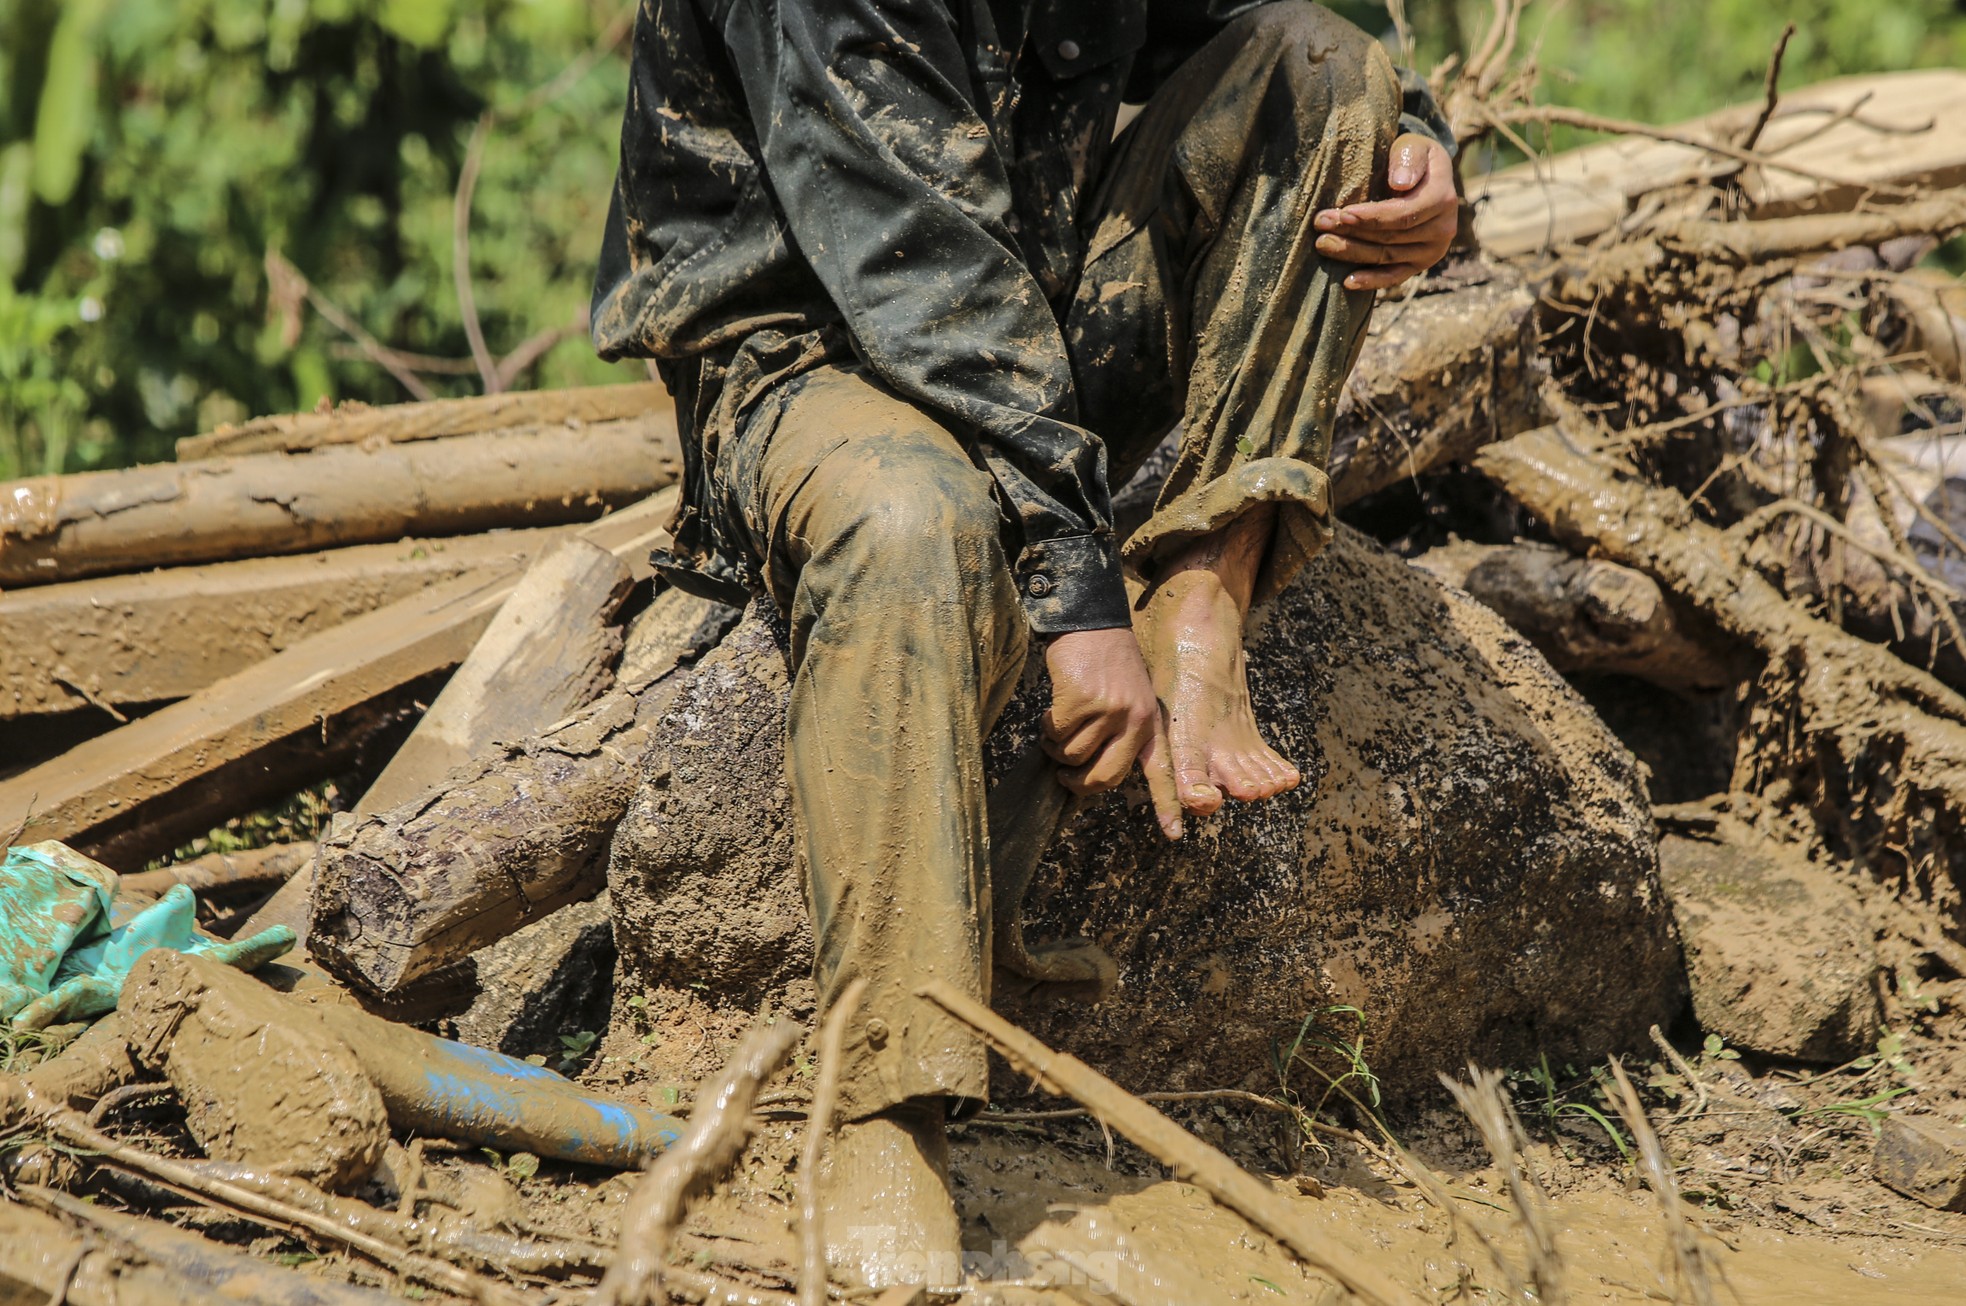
[0,414,677,586]
[6,1187,402,1306]
[1413,539,1736,689]
[0,490,674,870]
[1468,70,1966,257]
[306,683,663,993]
[917,980,1408,1306]
[1,527,566,720]
[595,1020,802,1306]
[120,842,315,901]
[1330,276,1544,507]
[1874,1114,1966,1211]
[178,380,670,459]
[361,536,634,813]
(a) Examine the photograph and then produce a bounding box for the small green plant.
[1798,1086,1910,1130]
[557,1029,599,1073]
[1701,1033,1742,1063]
[1273,1005,1385,1132]
[503,1151,540,1182]
[1513,1054,1633,1162]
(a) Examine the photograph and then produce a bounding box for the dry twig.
[1606,1059,1719,1306]
[919,980,1408,1306]
[595,1021,801,1306]
[797,978,865,1306]
[1440,1066,1564,1305]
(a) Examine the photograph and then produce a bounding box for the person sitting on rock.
[592,0,1458,1288]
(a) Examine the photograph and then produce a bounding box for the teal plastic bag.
[0,841,296,1031]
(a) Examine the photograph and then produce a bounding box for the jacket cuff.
[1015,533,1131,635]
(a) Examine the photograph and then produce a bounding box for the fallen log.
[245,537,635,938]
[1468,70,1966,258]
[1329,275,1545,506]
[0,491,673,868]
[306,673,676,994]
[1414,539,1738,690]
[0,527,563,719]
[1473,424,1966,930]
[0,414,678,586]
[177,380,668,459]
[304,587,739,994]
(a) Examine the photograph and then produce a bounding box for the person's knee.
[810,437,1005,595]
[1233,0,1375,60]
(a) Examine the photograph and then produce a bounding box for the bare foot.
[1134,565,1300,817]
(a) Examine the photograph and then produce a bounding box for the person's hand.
[1043,628,1184,840]
[1313,133,1458,291]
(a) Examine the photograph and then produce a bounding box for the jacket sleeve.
[710,0,1131,634]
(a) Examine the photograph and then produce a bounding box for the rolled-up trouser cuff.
[1122,455,1335,608]
[831,992,990,1123]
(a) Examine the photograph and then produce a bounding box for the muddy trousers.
[730,3,1401,1119]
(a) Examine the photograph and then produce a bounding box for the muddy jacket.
[593,0,1452,632]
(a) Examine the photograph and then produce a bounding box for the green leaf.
[379,0,455,49]
[505,1151,540,1182]
[30,0,109,206]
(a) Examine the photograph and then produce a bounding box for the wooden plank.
[0,489,676,867]
[0,415,678,586]
[176,381,670,460]
[1,528,564,719]
[1469,70,1966,258]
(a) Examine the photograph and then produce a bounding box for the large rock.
[607,528,1684,1100]
[1657,824,1881,1063]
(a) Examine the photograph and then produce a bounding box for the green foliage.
[0,0,639,479]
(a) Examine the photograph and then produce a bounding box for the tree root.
[595,1021,801,1306]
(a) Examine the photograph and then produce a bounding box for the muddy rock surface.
[608,528,1683,1099]
[1658,825,1882,1063]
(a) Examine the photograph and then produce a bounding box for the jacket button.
[865,1018,890,1047]
[1026,573,1054,598]
[1056,39,1081,60]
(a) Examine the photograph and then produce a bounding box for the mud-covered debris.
[123,948,389,1192]
[1657,828,1880,1063]
[1873,1115,1966,1211]
[118,949,684,1174]
[0,840,294,1032]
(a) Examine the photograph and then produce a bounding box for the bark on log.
[1414,539,1739,690]
[1473,424,1966,934]
[0,493,673,868]
[606,529,1682,1100]
[306,685,670,994]
[244,539,634,939]
[0,527,566,719]
[177,381,669,460]
[1329,275,1545,506]
[303,587,740,990]
[0,415,678,586]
